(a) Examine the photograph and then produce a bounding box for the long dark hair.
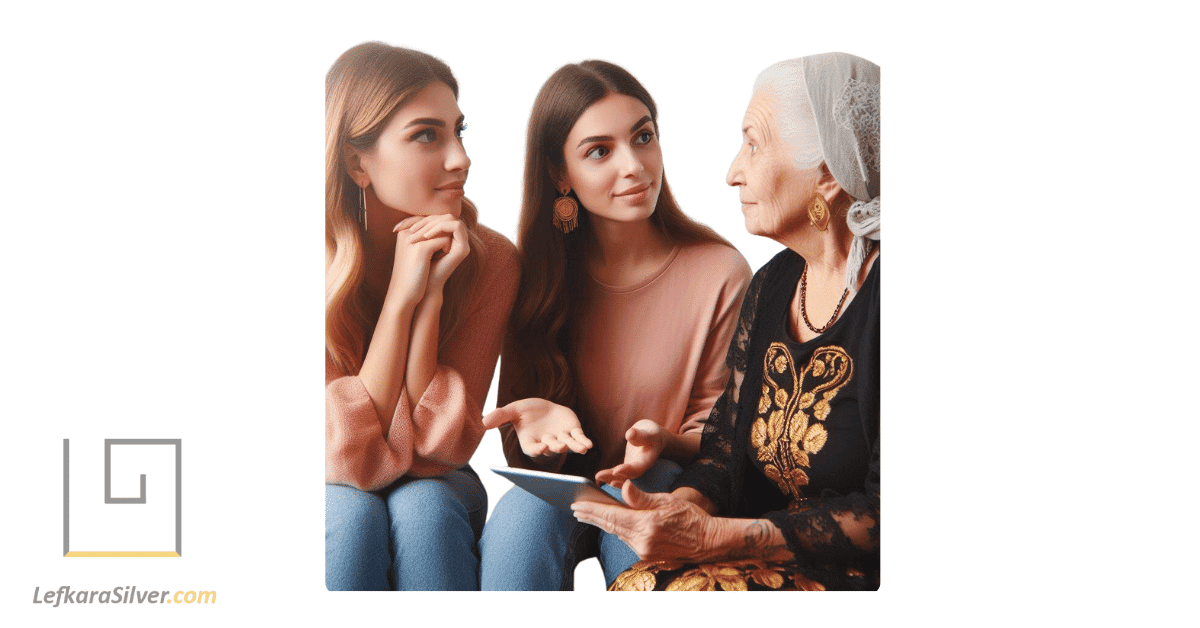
[325,42,483,375]
[510,60,729,406]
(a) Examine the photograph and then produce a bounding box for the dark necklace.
[799,264,850,334]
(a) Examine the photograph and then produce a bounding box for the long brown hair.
[510,60,729,406]
[326,42,483,375]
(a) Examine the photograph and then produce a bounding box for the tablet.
[491,466,625,512]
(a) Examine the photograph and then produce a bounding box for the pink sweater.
[499,241,752,473]
[326,224,519,491]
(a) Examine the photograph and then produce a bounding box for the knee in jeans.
[387,478,470,530]
[326,485,388,541]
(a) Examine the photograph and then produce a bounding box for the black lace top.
[674,249,880,590]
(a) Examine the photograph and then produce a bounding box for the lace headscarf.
[758,53,880,293]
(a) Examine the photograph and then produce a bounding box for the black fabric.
[673,249,879,590]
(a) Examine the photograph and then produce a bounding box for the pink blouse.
[499,241,752,473]
[326,225,519,490]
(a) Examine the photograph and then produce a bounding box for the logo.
[62,439,182,557]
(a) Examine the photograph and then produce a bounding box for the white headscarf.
[761,53,880,293]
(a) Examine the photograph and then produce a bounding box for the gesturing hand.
[571,482,716,562]
[482,398,593,459]
[595,420,667,486]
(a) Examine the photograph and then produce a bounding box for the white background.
[3,0,1196,625]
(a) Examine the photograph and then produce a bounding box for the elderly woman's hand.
[571,481,719,562]
[574,482,797,564]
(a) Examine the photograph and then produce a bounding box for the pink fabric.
[326,225,519,490]
[500,242,752,473]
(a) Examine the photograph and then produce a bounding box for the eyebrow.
[403,114,466,129]
[575,115,655,149]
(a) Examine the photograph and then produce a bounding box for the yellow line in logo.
[64,551,181,558]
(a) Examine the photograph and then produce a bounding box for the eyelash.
[410,123,467,144]
[411,128,437,143]
[585,129,656,160]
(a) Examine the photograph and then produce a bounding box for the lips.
[436,181,465,191]
[615,181,651,197]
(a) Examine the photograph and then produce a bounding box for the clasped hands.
[389,214,470,303]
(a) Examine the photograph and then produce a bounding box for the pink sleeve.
[326,232,520,489]
[679,255,753,436]
[408,236,520,477]
[325,358,415,491]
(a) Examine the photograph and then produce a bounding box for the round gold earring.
[553,189,579,233]
[807,194,831,232]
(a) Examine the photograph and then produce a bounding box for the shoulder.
[676,241,753,287]
[750,247,799,288]
[474,223,519,280]
[474,223,518,268]
[473,222,521,298]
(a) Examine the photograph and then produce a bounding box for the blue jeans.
[479,460,682,590]
[325,466,487,591]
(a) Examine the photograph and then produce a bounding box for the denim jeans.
[479,459,682,590]
[325,466,487,591]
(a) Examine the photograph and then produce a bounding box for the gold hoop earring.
[552,189,579,233]
[807,193,831,232]
[359,185,368,231]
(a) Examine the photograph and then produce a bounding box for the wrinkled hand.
[571,481,716,562]
[387,217,452,304]
[400,214,469,290]
[595,419,666,486]
[482,398,593,459]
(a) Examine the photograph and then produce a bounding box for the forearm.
[701,517,793,564]
[404,288,443,412]
[358,299,417,429]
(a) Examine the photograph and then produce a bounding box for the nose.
[446,137,470,172]
[726,148,744,187]
[618,145,645,178]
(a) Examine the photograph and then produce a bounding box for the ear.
[342,145,370,188]
[815,163,844,203]
[550,167,570,195]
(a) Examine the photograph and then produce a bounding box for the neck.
[776,197,854,281]
[583,215,674,286]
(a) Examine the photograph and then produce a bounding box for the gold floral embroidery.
[609,560,684,591]
[791,571,828,591]
[742,561,786,589]
[665,564,747,591]
[753,342,853,502]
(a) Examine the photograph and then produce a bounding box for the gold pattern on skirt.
[751,342,853,502]
[609,560,792,591]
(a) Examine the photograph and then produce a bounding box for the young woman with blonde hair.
[480,60,752,590]
[324,42,518,591]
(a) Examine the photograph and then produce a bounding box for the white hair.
[753,59,824,170]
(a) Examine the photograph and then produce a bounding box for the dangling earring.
[807,193,831,232]
[358,185,368,231]
[552,188,579,233]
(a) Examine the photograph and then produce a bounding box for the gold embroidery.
[753,342,854,502]
[665,564,747,591]
[609,560,683,591]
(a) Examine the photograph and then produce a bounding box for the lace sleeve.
[672,259,770,513]
[764,435,879,564]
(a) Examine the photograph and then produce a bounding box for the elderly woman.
[572,52,880,591]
